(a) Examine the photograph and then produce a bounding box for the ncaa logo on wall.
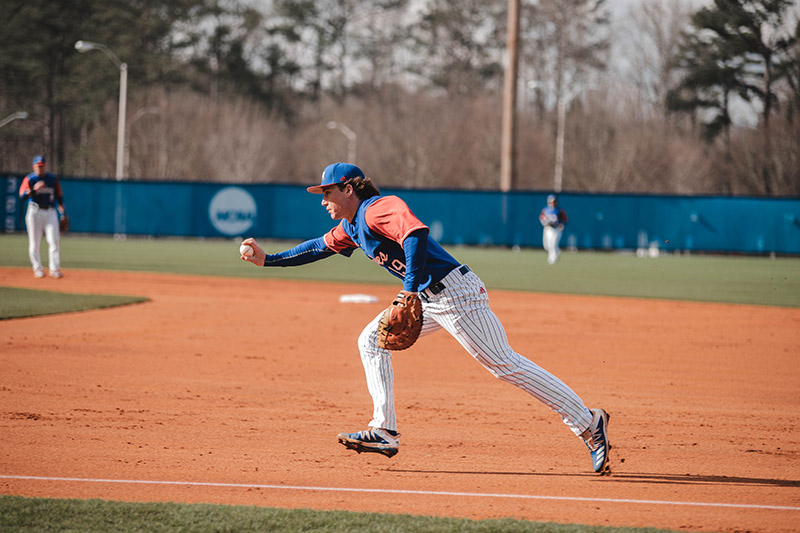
[208,187,257,236]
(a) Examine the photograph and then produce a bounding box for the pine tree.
[669,0,799,193]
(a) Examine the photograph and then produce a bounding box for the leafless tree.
[621,0,694,119]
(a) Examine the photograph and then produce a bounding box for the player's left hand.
[240,237,267,266]
[376,290,423,351]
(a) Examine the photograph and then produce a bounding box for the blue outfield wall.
[3,174,800,254]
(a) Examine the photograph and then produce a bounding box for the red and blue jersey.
[323,195,459,291]
[19,172,63,210]
[263,195,460,292]
[539,206,568,227]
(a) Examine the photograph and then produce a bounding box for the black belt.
[422,265,470,297]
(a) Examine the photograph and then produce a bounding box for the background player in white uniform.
[241,163,610,474]
[539,194,568,265]
[18,155,67,278]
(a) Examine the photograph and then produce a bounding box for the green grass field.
[0,286,147,320]
[1,233,797,532]
[1,234,798,308]
[0,495,683,533]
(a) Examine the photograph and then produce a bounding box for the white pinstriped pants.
[357,266,594,436]
[25,203,61,274]
[542,225,563,264]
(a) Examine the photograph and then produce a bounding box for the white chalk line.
[2,474,798,512]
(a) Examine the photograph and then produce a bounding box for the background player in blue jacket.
[18,155,67,278]
[240,162,610,474]
[539,194,568,265]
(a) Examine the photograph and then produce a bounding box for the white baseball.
[239,243,254,257]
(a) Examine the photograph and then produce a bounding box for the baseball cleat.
[337,427,400,458]
[33,270,45,278]
[581,408,611,474]
[49,271,63,279]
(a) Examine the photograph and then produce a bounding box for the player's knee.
[358,325,379,354]
[480,350,524,378]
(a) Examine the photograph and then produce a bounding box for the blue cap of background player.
[547,194,557,203]
[33,155,46,166]
[307,162,365,193]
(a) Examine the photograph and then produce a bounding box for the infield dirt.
[1,267,798,532]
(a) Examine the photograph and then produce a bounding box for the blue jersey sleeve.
[263,236,348,267]
[403,228,428,292]
[402,228,429,292]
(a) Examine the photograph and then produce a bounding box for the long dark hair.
[339,176,380,199]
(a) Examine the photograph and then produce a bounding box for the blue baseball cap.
[307,162,365,193]
[547,194,557,203]
[33,155,46,165]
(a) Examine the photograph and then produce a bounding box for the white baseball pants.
[542,225,563,264]
[25,203,61,274]
[357,266,593,437]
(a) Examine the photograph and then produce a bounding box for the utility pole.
[500,0,520,192]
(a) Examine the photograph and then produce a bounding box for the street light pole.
[116,63,127,181]
[0,111,29,129]
[554,96,567,193]
[75,40,127,181]
[326,121,357,162]
[553,85,595,193]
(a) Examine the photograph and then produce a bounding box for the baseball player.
[18,155,67,278]
[241,163,610,474]
[539,194,568,265]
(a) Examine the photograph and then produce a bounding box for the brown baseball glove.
[376,291,423,351]
[59,214,70,233]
